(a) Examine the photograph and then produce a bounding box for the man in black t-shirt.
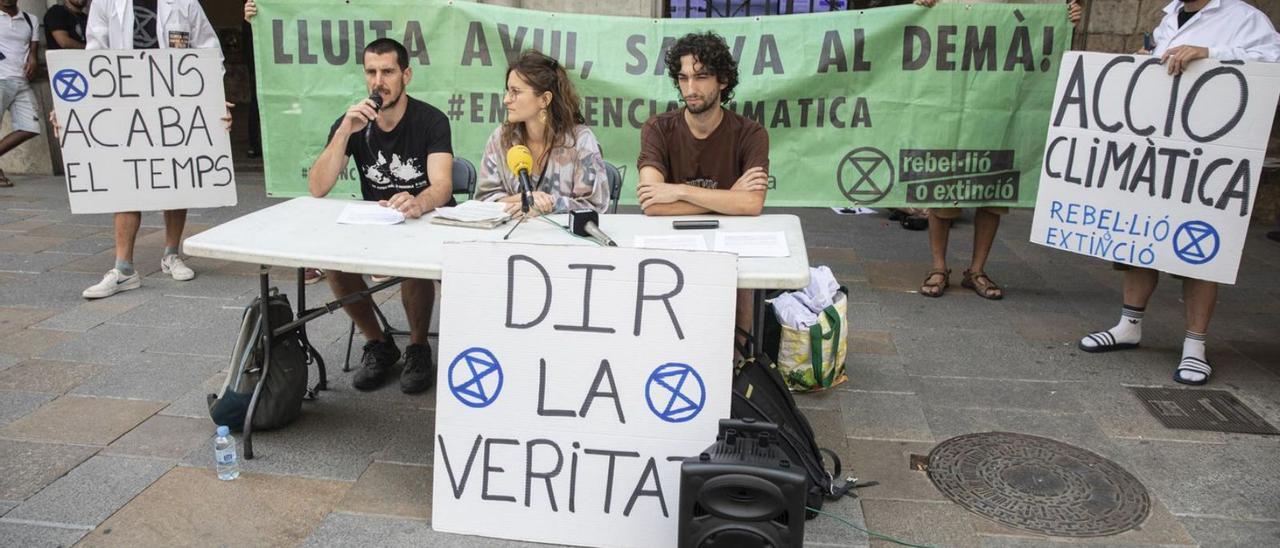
[309,38,454,395]
[44,0,89,50]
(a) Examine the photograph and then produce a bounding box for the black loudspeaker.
[679,419,807,548]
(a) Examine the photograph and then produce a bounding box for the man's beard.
[684,93,719,115]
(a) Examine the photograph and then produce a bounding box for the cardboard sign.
[48,49,236,214]
[433,242,737,547]
[1030,52,1280,284]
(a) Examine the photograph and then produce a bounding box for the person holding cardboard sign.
[308,38,455,394]
[0,0,42,188]
[1078,0,1280,385]
[474,50,610,216]
[77,0,225,299]
[636,31,770,345]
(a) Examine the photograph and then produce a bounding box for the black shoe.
[400,343,436,394]
[352,339,400,391]
[246,148,260,159]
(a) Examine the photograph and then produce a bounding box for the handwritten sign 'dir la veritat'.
[433,242,736,547]
[48,49,236,214]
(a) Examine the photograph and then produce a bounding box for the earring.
[538,109,548,124]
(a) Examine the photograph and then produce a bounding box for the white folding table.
[184,196,810,456]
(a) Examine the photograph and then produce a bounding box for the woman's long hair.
[500,50,585,166]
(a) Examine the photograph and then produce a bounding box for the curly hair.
[665,32,738,105]
[500,50,585,158]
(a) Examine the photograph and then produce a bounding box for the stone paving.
[0,174,1277,547]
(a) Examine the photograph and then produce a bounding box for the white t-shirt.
[1152,0,1280,62]
[0,10,37,81]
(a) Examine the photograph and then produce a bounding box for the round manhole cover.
[928,432,1150,537]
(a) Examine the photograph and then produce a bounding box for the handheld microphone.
[364,92,383,147]
[570,209,617,247]
[506,145,534,214]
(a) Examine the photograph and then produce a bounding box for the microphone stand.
[503,171,533,240]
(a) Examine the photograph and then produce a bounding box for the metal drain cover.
[928,432,1150,537]
[1129,386,1279,435]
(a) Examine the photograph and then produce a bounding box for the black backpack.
[731,333,855,517]
[208,292,318,432]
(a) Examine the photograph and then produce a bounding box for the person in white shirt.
[0,0,40,188]
[77,0,228,299]
[1079,0,1280,385]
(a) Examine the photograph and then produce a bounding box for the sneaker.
[82,269,141,299]
[352,339,400,391]
[303,268,325,285]
[161,254,195,281]
[400,343,436,394]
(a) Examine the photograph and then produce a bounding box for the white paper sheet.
[435,200,511,222]
[713,231,789,258]
[336,202,405,225]
[632,234,709,251]
[831,207,876,215]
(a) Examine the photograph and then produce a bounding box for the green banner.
[253,0,1071,207]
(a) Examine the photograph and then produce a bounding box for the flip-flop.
[1078,331,1139,353]
[1174,356,1212,386]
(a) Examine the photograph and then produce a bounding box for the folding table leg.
[243,266,274,460]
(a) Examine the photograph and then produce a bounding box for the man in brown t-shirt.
[636,31,770,341]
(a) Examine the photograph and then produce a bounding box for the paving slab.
[840,438,948,503]
[0,359,102,394]
[180,397,432,481]
[0,391,54,428]
[0,395,164,446]
[31,290,158,332]
[335,462,431,519]
[1179,516,1280,548]
[803,496,871,547]
[0,236,67,254]
[76,466,349,547]
[0,271,104,309]
[143,305,245,359]
[846,329,897,355]
[103,415,217,460]
[158,373,226,420]
[0,521,88,547]
[911,377,1085,413]
[24,223,110,240]
[840,391,933,442]
[0,439,99,500]
[4,455,173,528]
[0,307,57,336]
[1110,438,1280,522]
[0,251,84,274]
[108,295,236,330]
[841,356,916,393]
[39,323,181,366]
[969,496,1195,546]
[303,512,538,547]
[0,329,77,361]
[922,408,1120,460]
[861,499,980,548]
[70,352,225,402]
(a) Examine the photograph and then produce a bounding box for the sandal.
[962,269,1003,300]
[920,268,950,298]
[0,170,11,188]
[1174,356,1212,386]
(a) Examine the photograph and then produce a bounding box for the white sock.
[1177,331,1210,383]
[1081,306,1144,349]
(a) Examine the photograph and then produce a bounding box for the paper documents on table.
[633,234,709,251]
[713,231,790,257]
[431,200,511,229]
[336,202,405,225]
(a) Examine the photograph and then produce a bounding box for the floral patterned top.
[475,124,610,213]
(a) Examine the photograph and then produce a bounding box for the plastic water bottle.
[214,425,240,481]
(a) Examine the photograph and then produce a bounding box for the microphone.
[364,91,383,147]
[506,145,534,214]
[570,209,617,247]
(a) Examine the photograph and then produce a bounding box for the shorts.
[0,79,41,134]
[930,207,1008,220]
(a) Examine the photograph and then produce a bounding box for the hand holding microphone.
[343,92,382,137]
